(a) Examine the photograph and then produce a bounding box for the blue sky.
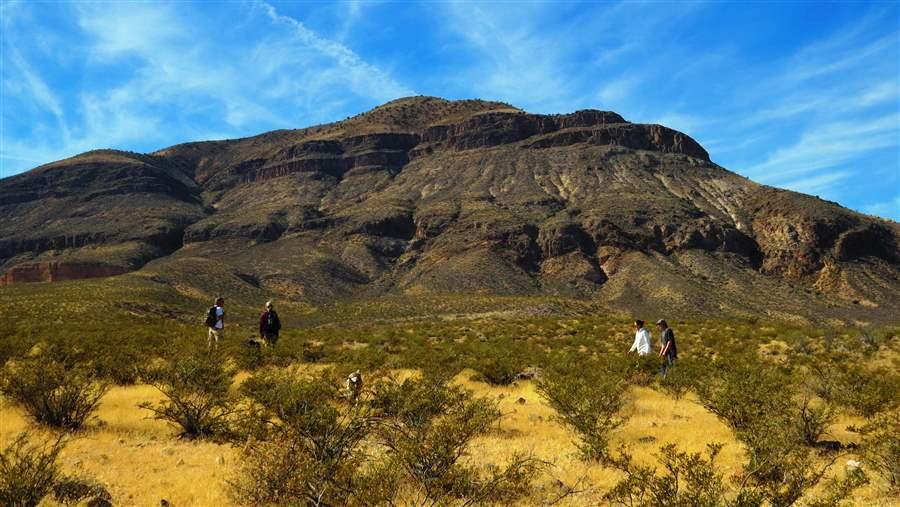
[1,1,898,220]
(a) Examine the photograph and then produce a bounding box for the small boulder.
[846,459,862,471]
[516,397,526,405]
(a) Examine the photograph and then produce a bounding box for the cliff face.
[1,96,897,322]
[0,261,129,285]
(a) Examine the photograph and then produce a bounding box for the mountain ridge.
[2,96,898,324]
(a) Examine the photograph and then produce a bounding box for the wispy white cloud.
[747,114,899,180]
[1,0,412,174]
[1,0,896,221]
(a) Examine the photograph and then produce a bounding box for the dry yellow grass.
[1,386,235,507]
[2,373,898,506]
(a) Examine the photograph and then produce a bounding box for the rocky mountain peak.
[0,97,897,324]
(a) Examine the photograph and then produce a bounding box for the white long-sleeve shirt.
[630,328,652,356]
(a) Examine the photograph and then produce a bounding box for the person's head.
[265,300,273,310]
[215,297,224,306]
[634,319,644,330]
[656,319,668,330]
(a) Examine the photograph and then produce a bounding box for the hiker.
[657,319,678,377]
[258,300,282,347]
[629,319,652,356]
[205,297,225,352]
[346,369,363,403]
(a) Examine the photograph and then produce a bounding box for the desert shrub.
[468,339,536,386]
[804,469,869,507]
[300,341,326,363]
[0,354,108,430]
[860,409,900,492]
[373,375,540,505]
[139,354,237,440]
[604,443,728,506]
[832,367,900,417]
[696,359,864,506]
[537,357,629,463]
[472,350,521,386]
[231,368,377,506]
[796,394,836,446]
[0,433,64,507]
[658,355,708,400]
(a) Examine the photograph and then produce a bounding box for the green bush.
[861,409,900,492]
[834,368,900,418]
[0,354,108,430]
[537,357,628,463]
[373,375,540,504]
[473,353,521,386]
[139,354,237,440]
[696,359,865,506]
[796,394,836,446]
[604,443,728,506]
[0,433,64,507]
[658,355,707,400]
[231,368,377,506]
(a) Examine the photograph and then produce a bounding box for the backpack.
[266,310,281,333]
[205,306,218,328]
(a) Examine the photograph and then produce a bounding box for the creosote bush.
[0,353,108,430]
[537,356,629,463]
[372,374,541,505]
[695,359,866,506]
[604,443,730,506]
[796,394,836,446]
[0,433,65,507]
[231,368,376,506]
[139,354,237,440]
[860,409,900,492]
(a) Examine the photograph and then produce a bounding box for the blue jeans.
[660,356,675,378]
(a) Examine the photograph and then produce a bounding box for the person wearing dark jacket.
[259,300,282,347]
[657,319,677,377]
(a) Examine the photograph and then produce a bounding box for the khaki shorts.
[208,327,224,343]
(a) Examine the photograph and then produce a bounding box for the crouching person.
[346,370,363,404]
[259,300,281,347]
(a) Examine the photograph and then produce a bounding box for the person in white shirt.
[629,319,652,356]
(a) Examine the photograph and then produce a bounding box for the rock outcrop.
[1,96,897,322]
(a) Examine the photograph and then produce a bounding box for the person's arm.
[259,312,266,336]
[660,340,670,357]
[629,333,639,352]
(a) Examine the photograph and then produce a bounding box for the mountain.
[2,96,898,324]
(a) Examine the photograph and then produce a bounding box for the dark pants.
[262,332,279,346]
[660,356,675,378]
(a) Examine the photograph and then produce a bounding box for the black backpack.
[205,306,217,328]
[266,310,281,333]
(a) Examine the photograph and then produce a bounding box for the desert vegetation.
[0,280,898,505]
